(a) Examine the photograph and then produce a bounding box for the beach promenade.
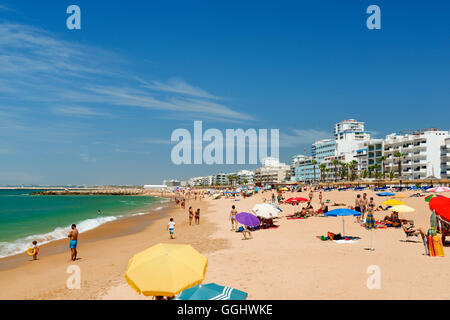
[0,189,448,300]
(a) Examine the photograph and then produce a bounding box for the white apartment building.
[163,179,181,187]
[334,119,371,155]
[215,173,228,185]
[440,137,450,179]
[312,139,336,163]
[384,129,449,180]
[254,158,290,185]
[320,153,355,182]
[237,170,254,184]
[353,139,384,174]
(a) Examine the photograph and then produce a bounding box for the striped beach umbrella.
[425,194,445,202]
[365,211,377,251]
[427,187,450,193]
[175,283,248,300]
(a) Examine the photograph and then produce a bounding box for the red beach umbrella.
[429,196,450,221]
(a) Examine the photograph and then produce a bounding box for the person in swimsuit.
[360,193,368,221]
[188,206,194,226]
[195,208,200,225]
[68,224,79,261]
[230,205,238,230]
[355,195,362,223]
[167,218,176,239]
[319,191,323,204]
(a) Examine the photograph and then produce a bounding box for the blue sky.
[0,0,449,185]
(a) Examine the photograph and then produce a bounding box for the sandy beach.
[0,189,448,300]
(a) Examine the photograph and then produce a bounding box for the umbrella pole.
[370,229,374,250]
[342,216,345,237]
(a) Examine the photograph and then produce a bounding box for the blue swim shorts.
[69,240,78,249]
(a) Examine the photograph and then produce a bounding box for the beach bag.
[334,233,343,240]
[237,226,244,232]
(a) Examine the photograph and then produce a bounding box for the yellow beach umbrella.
[125,243,208,297]
[389,205,415,213]
[279,187,288,191]
[382,199,406,206]
[392,194,408,199]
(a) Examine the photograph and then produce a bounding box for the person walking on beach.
[68,224,79,261]
[167,218,176,239]
[188,206,194,226]
[230,205,238,230]
[319,191,323,204]
[195,208,200,225]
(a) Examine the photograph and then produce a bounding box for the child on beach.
[31,240,39,260]
[167,218,176,239]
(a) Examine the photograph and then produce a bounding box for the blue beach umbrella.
[175,283,248,300]
[376,192,396,197]
[325,208,361,236]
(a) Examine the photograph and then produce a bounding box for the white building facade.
[384,129,449,180]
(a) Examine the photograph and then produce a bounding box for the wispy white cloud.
[280,129,332,147]
[0,22,252,123]
[52,106,109,118]
[139,78,221,100]
[80,153,97,163]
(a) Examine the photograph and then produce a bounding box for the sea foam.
[0,215,118,258]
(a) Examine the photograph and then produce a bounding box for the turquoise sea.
[0,189,167,258]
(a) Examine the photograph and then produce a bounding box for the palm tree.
[312,160,318,183]
[360,169,368,179]
[349,160,358,181]
[319,163,326,182]
[332,159,339,182]
[339,162,348,181]
[378,155,387,180]
[373,163,381,180]
[388,170,395,181]
[394,151,405,179]
[227,174,238,186]
[367,164,374,178]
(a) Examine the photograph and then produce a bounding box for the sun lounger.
[437,216,450,244]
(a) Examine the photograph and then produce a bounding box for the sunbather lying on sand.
[331,202,346,207]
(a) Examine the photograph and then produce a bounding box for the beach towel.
[427,235,444,257]
[334,239,359,244]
